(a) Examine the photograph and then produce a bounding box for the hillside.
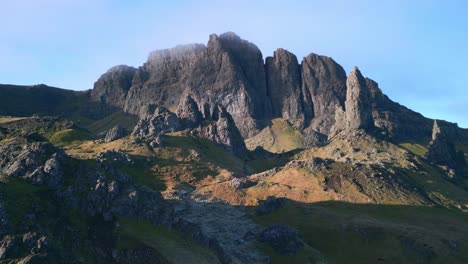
[0,32,467,263]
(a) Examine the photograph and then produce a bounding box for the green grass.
[48,128,94,146]
[115,217,220,264]
[73,111,138,136]
[399,142,428,156]
[246,150,295,173]
[0,179,47,225]
[245,118,304,153]
[255,241,324,264]
[401,161,468,207]
[164,134,246,175]
[254,200,468,264]
[119,157,167,192]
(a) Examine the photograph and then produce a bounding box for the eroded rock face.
[425,120,465,176]
[131,107,181,147]
[88,32,464,144]
[104,125,127,143]
[0,139,63,188]
[345,67,374,130]
[131,99,247,156]
[185,32,271,137]
[301,53,347,134]
[426,121,453,165]
[266,49,304,128]
[124,44,206,117]
[189,104,247,157]
[91,65,137,108]
[176,94,203,127]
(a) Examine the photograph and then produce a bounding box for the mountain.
[0,32,467,263]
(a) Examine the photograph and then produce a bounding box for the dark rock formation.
[426,120,465,177]
[104,125,127,143]
[266,49,304,128]
[176,94,203,127]
[189,104,247,156]
[131,107,181,147]
[124,44,206,116]
[258,224,303,255]
[86,32,467,144]
[132,95,247,156]
[301,53,347,134]
[185,32,271,137]
[0,139,63,188]
[4,31,458,145]
[345,67,373,130]
[91,65,137,108]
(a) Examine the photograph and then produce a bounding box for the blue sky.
[1,0,467,127]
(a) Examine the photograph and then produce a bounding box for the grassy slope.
[255,200,468,264]
[48,128,95,147]
[72,111,138,136]
[115,217,220,264]
[245,118,304,153]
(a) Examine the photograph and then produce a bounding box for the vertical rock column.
[345,67,374,130]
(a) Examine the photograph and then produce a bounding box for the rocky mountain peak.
[266,48,304,128]
[147,44,206,64]
[300,52,347,134]
[87,32,462,143]
[91,65,137,108]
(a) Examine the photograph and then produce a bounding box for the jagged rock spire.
[431,120,441,140]
[345,67,373,130]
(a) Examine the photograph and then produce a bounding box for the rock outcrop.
[301,53,348,135]
[131,107,181,147]
[131,96,247,156]
[87,32,466,145]
[104,125,127,143]
[124,44,206,116]
[189,104,247,156]
[0,139,64,188]
[91,65,137,108]
[329,67,374,136]
[345,67,373,130]
[266,49,304,128]
[184,32,271,137]
[176,94,203,127]
[426,120,465,176]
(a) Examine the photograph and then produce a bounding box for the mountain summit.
[90,32,462,143]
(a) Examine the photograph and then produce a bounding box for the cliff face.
[89,32,462,142]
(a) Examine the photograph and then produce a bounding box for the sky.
[1,0,467,128]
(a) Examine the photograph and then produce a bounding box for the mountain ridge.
[1,32,468,263]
